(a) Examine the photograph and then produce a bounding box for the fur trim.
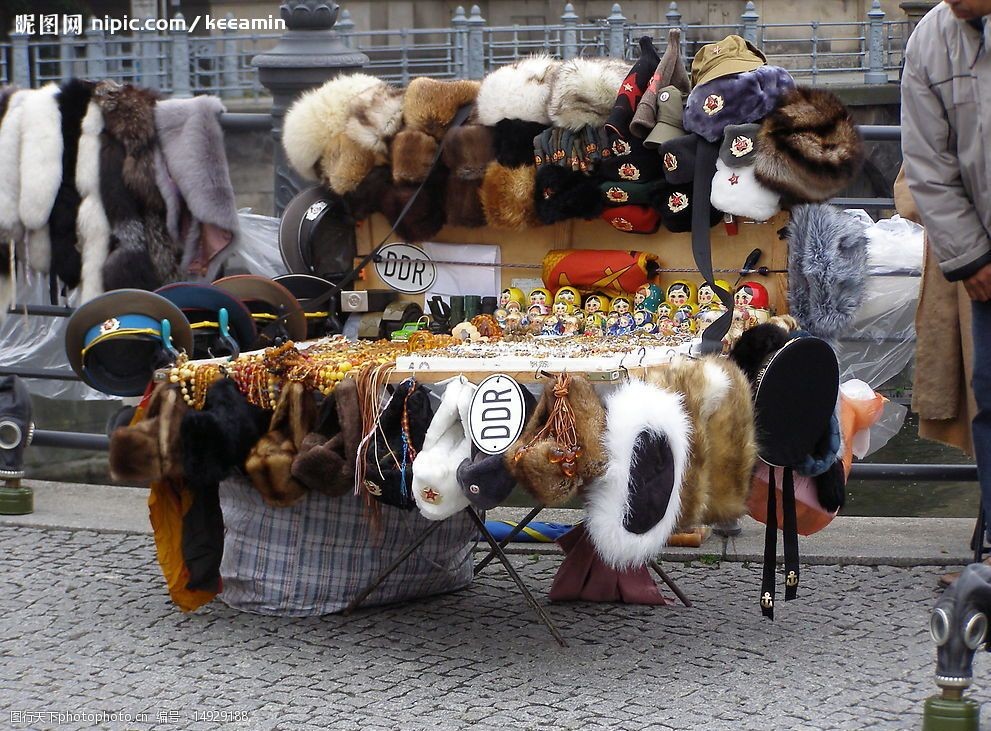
[346,166,392,221]
[344,84,404,155]
[548,57,631,131]
[18,85,62,273]
[281,73,391,180]
[109,384,188,482]
[323,132,378,195]
[292,377,361,496]
[442,124,494,180]
[49,79,94,290]
[786,203,869,343]
[411,378,476,520]
[754,86,864,203]
[492,119,546,168]
[77,101,110,302]
[475,55,560,126]
[403,78,480,139]
[535,166,605,225]
[245,381,316,507]
[390,129,438,184]
[729,322,791,386]
[480,162,538,230]
[585,379,691,569]
[0,90,27,235]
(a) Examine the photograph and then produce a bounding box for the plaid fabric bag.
[218,476,475,616]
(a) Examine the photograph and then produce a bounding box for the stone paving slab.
[1,525,990,731]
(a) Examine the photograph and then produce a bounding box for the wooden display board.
[354,211,791,314]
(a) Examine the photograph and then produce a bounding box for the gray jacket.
[901,5,991,282]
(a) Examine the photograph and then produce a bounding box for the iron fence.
[0,1,909,95]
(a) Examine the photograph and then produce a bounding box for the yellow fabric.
[148,479,218,612]
[81,328,161,357]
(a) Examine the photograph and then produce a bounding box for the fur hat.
[753,86,864,203]
[291,376,362,496]
[244,382,317,507]
[600,180,663,208]
[346,166,393,221]
[505,374,606,506]
[180,378,270,491]
[403,77,480,139]
[457,385,538,510]
[605,36,661,141]
[710,158,780,222]
[390,129,438,184]
[364,379,434,510]
[684,65,796,144]
[630,28,691,140]
[583,378,691,569]
[475,55,560,126]
[719,123,760,167]
[411,378,477,520]
[730,321,792,386]
[535,165,604,225]
[492,119,547,168]
[655,187,722,234]
[380,168,448,242]
[657,134,697,186]
[547,57,631,131]
[282,74,403,191]
[480,162,538,230]
[442,124,494,227]
[786,203,869,343]
[109,384,188,483]
[647,356,757,528]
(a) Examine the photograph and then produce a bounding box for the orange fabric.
[839,390,886,474]
[148,479,218,612]
[542,249,658,297]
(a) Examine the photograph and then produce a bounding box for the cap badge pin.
[304,201,329,221]
[618,163,641,181]
[663,152,678,172]
[659,91,670,103]
[703,94,725,116]
[99,318,121,334]
[731,135,754,156]
[668,192,689,213]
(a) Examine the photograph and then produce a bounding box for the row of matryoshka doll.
[494,280,773,338]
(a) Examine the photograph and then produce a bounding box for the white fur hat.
[584,379,692,570]
[475,55,561,127]
[710,158,781,222]
[412,377,477,521]
[547,57,631,131]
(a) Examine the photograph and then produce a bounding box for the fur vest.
[49,79,95,290]
[93,81,180,291]
[155,95,239,280]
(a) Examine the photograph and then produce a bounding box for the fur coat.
[19,84,62,275]
[155,95,240,280]
[76,99,112,302]
[93,80,180,292]
[895,166,975,456]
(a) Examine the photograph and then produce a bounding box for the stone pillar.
[252,1,369,216]
[899,1,937,33]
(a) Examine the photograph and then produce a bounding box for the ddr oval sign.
[374,243,437,294]
[468,374,527,455]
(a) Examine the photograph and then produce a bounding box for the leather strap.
[690,138,733,354]
[761,465,778,620]
[783,466,800,601]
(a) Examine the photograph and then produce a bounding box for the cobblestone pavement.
[2,525,989,731]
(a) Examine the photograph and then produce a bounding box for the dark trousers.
[971,299,991,537]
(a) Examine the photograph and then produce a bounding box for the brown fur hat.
[647,356,756,529]
[753,86,864,204]
[320,132,380,196]
[291,377,362,496]
[346,166,393,221]
[403,77,480,140]
[390,129,439,184]
[505,375,606,506]
[245,381,317,507]
[442,125,494,227]
[480,162,539,230]
[109,384,188,483]
[380,168,449,242]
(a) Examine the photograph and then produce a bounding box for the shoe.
[713,519,742,538]
[938,557,991,589]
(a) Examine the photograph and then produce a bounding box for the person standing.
[901,0,991,567]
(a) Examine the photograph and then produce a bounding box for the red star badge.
[729,174,740,186]
[617,72,640,109]
[423,487,440,503]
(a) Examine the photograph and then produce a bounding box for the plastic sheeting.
[0,212,285,401]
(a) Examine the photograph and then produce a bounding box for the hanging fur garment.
[93,81,180,292]
[17,84,62,275]
[0,89,27,239]
[0,85,21,319]
[48,79,95,291]
[76,99,111,302]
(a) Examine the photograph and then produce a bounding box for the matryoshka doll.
[610,312,636,336]
[734,281,771,330]
[500,287,526,311]
[504,311,524,334]
[528,287,552,316]
[634,308,656,334]
[584,312,605,337]
[526,303,546,329]
[695,307,723,335]
[666,280,696,309]
[584,294,610,317]
[655,301,674,321]
[636,283,664,313]
[697,279,732,312]
[554,286,580,312]
[611,295,633,316]
[562,314,582,336]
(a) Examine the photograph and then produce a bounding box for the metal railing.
[0,1,908,94]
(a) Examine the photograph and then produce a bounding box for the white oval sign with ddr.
[374,243,437,294]
[468,374,527,455]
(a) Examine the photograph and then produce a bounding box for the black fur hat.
[534,165,605,225]
[180,378,270,492]
[729,322,791,387]
[492,119,546,168]
[364,379,434,510]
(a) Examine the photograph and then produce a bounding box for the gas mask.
[0,376,33,479]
